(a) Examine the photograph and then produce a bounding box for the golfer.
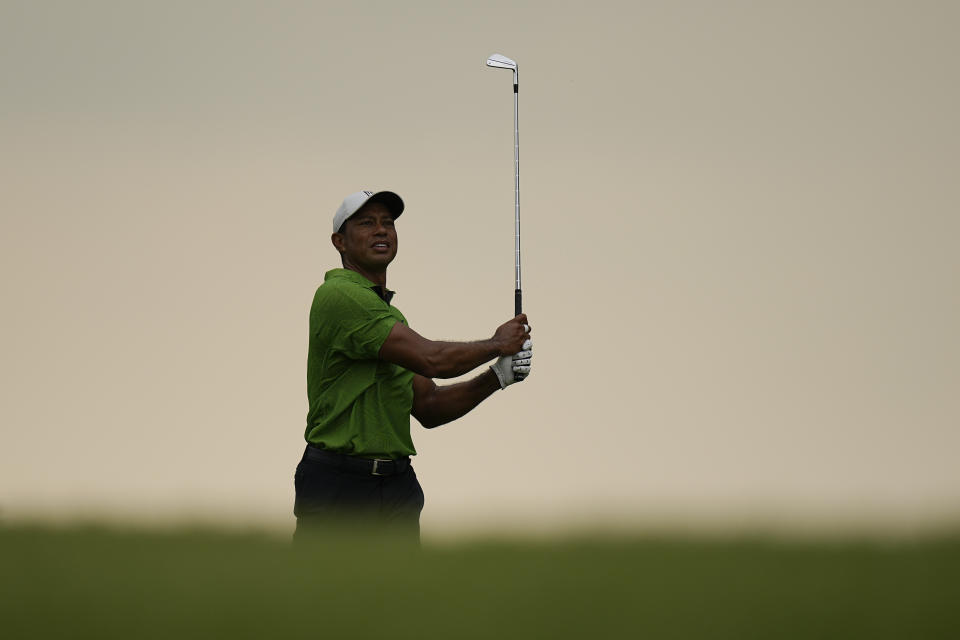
[293,190,532,543]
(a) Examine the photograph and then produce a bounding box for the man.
[293,190,532,544]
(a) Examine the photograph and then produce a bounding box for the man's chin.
[364,254,396,269]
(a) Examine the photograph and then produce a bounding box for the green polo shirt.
[304,269,415,459]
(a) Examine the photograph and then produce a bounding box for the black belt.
[305,445,411,477]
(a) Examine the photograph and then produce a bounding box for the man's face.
[332,201,398,271]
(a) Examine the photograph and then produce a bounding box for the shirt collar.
[324,268,395,304]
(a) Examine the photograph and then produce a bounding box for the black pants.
[293,445,425,545]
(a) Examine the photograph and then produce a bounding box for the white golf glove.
[490,339,532,389]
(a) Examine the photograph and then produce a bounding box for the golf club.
[485,53,521,316]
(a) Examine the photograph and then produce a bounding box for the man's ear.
[331,232,345,253]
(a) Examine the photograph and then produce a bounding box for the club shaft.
[513,76,521,314]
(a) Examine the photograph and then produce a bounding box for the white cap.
[332,190,404,232]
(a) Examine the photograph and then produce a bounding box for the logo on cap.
[362,190,373,197]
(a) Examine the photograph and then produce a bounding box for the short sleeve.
[315,285,400,361]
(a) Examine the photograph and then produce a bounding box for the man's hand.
[492,314,532,356]
[490,339,533,389]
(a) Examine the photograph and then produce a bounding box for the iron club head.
[486,53,517,79]
[486,53,516,70]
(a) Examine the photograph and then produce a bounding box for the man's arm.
[378,314,529,379]
[410,372,501,429]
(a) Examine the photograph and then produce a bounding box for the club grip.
[515,289,522,316]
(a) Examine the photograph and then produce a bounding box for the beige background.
[2,1,958,537]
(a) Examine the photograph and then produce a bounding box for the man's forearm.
[413,370,501,429]
[425,340,501,379]
[379,316,530,380]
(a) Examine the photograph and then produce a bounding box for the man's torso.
[305,269,415,459]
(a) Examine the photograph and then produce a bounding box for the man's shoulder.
[311,270,397,316]
[313,275,346,298]
[314,269,364,299]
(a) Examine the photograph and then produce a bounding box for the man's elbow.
[412,409,442,430]
[418,349,449,379]
[416,357,441,379]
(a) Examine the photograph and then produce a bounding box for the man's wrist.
[482,367,504,392]
[487,336,507,358]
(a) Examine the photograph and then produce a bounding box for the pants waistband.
[305,445,411,477]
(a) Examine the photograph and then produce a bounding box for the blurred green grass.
[2,523,958,639]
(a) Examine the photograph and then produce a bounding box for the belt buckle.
[370,459,391,476]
